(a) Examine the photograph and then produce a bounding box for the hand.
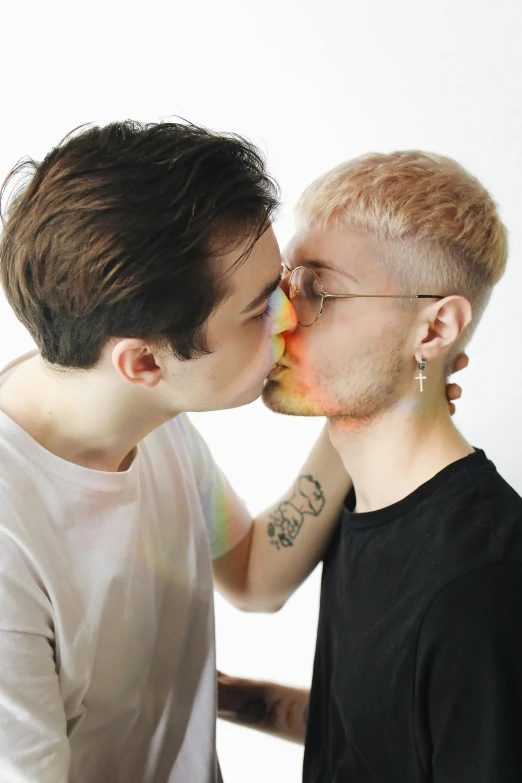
[217,670,236,718]
[217,670,268,722]
[217,670,310,744]
[446,353,469,416]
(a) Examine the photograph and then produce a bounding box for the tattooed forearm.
[236,697,268,724]
[235,695,310,733]
[267,474,326,550]
[218,672,309,744]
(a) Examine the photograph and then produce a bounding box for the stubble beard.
[262,344,407,426]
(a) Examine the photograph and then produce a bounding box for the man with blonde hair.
[218,151,522,782]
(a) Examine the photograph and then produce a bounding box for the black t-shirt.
[304,450,522,783]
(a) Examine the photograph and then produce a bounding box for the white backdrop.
[1,1,521,781]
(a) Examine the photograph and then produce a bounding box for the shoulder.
[463,453,522,547]
[0,439,39,540]
[407,453,522,585]
[0,529,52,631]
[418,562,522,650]
[0,349,39,378]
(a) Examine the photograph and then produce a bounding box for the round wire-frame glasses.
[283,263,445,327]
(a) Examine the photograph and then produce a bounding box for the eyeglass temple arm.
[323,293,444,300]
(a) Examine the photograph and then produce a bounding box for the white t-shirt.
[0,353,252,783]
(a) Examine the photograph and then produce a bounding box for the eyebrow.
[241,272,283,315]
[284,258,359,284]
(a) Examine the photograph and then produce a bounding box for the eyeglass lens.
[289,267,324,326]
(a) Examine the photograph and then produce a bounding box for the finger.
[217,671,232,685]
[452,353,469,374]
[449,402,456,416]
[446,383,462,401]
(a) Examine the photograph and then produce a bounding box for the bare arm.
[213,422,350,612]
[217,671,310,745]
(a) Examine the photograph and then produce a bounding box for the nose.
[269,285,298,336]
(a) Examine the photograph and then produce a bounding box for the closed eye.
[253,303,274,321]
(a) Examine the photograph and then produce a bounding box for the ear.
[111,338,164,388]
[414,296,472,364]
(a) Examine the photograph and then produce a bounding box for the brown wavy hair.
[0,121,279,369]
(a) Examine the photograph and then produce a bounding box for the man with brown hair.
[0,121,364,783]
[218,152,522,782]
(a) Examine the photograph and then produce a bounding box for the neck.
[328,387,473,513]
[0,354,177,472]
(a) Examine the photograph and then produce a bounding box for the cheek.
[371,309,410,350]
[285,328,334,380]
[241,323,273,360]
[336,305,399,350]
[221,322,275,379]
[285,312,373,389]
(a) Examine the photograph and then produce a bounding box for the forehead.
[285,224,387,285]
[219,225,282,302]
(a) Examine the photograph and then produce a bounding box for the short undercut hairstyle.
[0,121,279,369]
[297,151,508,362]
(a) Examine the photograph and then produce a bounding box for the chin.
[262,380,321,416]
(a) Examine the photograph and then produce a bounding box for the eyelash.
[254,304,274,322]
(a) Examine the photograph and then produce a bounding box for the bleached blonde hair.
[296,151,508,367]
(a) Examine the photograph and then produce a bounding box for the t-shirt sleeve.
[177,414,252,560]
[0,533,70,782]
[414,562,522,783]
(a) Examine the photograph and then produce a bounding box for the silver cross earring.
[415,358,427,392]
